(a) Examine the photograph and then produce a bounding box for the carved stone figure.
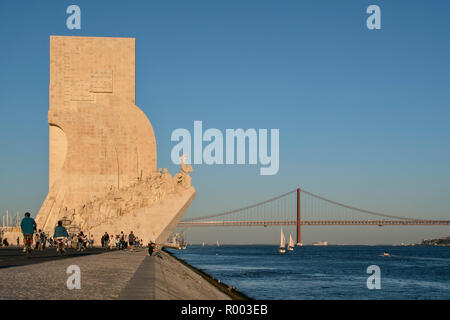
[175,155,194,189]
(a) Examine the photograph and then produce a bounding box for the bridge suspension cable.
[300,189,423,221]
[181,189,296,222]
[181,188,431,222]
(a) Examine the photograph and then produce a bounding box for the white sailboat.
[288,234,295,251]
[202,241,205,247]
[216,240,220,247]
[278,228,286,253]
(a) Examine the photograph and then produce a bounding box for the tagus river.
[167,245,450,299]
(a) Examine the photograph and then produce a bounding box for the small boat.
[288,234,295,251]
[383,252,390,257]
[296,242,303,247]
[278,228,286,253]
[313,241,328,246]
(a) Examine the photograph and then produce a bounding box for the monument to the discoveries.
[35,36,195,245]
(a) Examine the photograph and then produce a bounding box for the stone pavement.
[0,249,146,299]
[0,248,231,300]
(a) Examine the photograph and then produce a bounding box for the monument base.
[88,187,195,245]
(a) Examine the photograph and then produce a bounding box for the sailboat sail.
[280,228,286,248]
[289,234,294,248]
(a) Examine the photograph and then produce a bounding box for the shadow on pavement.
[0,246,111,269]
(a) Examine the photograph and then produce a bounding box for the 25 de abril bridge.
[177,188,450,244]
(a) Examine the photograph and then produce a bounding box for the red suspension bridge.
[178,188,450,244]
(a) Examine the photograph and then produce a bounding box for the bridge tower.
[297,188,301,245]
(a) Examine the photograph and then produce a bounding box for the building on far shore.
[420,236,450,246]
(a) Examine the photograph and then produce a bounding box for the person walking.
[77,231,87,251]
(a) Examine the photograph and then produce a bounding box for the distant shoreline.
[418,236,450,246]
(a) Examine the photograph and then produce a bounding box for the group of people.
[67,231,91,251]
[15,212,161,257]
[30,229,51,251]
[101,231,143,251]
[18,212,90,253]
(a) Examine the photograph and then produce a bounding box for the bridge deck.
[179,220,450,227]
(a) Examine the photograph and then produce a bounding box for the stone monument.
[35,36,195,245]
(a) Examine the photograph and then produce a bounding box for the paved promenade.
[0,247,231,300]
[0,246,107,268]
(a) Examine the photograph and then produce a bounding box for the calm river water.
[167,245,450,299]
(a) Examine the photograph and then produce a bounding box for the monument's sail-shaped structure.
[36,36,195,244]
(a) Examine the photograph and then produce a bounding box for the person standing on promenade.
[102,232,109,250]
[115,235,120,249]
[106,232,111,249]
[20,212,36,253]
[128,231,135,251]
[120,231,125,249]
[109,233,115,250]
[135,237,140,248]
[39,229,46,250]
[77,231,88,251]
[34,232,40,250]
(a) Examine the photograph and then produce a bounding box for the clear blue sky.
[0,0,449,244]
